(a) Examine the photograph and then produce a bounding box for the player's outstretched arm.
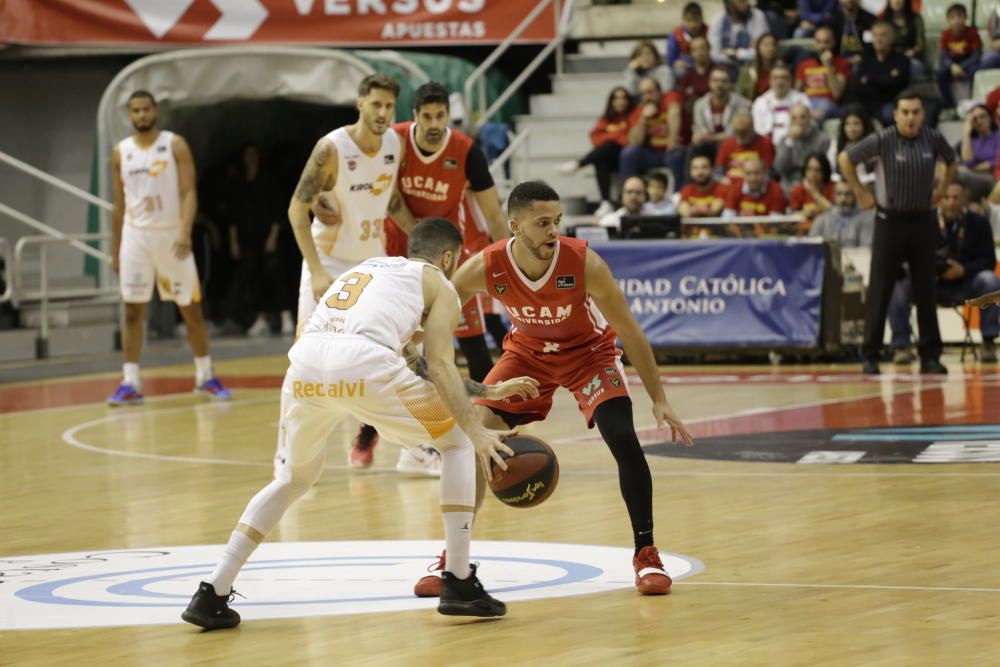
[585,249,694,446]
[968,290,1000,308]
[404,341,539,401]
[421,266,514,476]
[450,250,489,307]
[289,137,338,299]
[471,186,512,241]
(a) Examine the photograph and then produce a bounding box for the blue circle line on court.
[15,556,605,608]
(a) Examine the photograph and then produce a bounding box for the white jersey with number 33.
[118,130,181,230]
[312,126,400,264]
[303,256,457,355]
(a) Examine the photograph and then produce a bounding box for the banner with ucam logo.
[1,0,556,46]
[590,240,826,347]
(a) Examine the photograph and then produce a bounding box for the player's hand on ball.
[470,426,516,482]
[311,267,335,300]
[486,376,540,401]
[967,290,1000,308]
[653,399,694,447]
[314,192,342,227]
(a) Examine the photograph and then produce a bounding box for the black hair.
[128,90,157,106]
[358,74,400,98]
[805,152,832,184]
[836,105,875,153]
[602,86,636,121]
[894,89,923,109]
[968,103,998,134]
[414,82,450,112]
[682,2,702,17]
[946,3,967,17]
[407,217,463,260]
[647,172,669,187]
[507,181,560,217]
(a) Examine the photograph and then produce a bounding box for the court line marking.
[60,383,1000,478]
[674,580,1000,593]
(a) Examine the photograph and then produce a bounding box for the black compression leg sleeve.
[457,334,493,383]
[593,396,654,555]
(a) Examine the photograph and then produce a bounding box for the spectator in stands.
[984,2,1000,70]
[774,104,831,190]
[958,104,1000,202]
[667,2,709,76]
[809,181,875,246]
[736,34,781,101]
[715,109,776,182]
[680,153,728,218]
[795,0,838,38]
[599,175,646,231]
[560,86,636,217]
[829,107,876,186]
[678,35,715,122]
[853,21,910,126]
[723,157,787,235]
[625,40,675,97]
[796,26,851,121]
[937,4,982,110]
[691,67,751,159]
[752,63,811,146]
[828,0,875,65]
[789,152,834,222]
[757,0,799,39]
[643,172,678,214]
[620,77,685,188]
[709,0,770,73]
[888,182,1000,363]
[879,0,926,78]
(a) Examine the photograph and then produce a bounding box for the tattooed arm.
[387,186,418,234]
[404,343,539,400]
[288,137,338,299]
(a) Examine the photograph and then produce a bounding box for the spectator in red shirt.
[679,154,728,236]
[736,34,780,101]
[723,157,787,235]
[795,26,851,120]
[788,152,834,232]
[937,4,982,109]
[714,109,775,183]
[677,35,714,143]
[620,77,686,188]
[559,86,636,216]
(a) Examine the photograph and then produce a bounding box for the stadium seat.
[973,69,1000,101]
[823,118,840,143]
[921,0,953,33]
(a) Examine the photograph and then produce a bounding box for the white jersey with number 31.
[118,130,181,230]
[303,256,458,355]
[312,126,400,264]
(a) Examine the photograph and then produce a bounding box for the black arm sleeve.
[465,144,495,192]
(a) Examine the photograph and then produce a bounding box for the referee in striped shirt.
[838,91,957,375]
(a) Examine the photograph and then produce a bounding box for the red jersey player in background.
[315,82,510,476]
[413,181,694,597]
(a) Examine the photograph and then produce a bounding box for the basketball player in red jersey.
[414,181,694,597]
[316,82,510,475]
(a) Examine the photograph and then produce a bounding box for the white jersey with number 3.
[303,256,457,355]
[118,130,181,230]
[313,126,400,264]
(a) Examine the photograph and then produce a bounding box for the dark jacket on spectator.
[939,210,997,281]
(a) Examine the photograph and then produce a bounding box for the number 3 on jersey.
[325,272,373,310]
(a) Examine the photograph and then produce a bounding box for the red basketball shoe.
[633,546,672,595]
[348,424,379,469]
[414,550,446,597]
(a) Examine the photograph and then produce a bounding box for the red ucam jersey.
[384,121,491,258]
[483,237,618,355]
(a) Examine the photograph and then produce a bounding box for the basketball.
[488,435,559,508]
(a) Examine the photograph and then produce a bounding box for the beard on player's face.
[519,228,556,260]
[132,118,156,132]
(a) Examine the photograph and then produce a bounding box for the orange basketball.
[488,436,559,508]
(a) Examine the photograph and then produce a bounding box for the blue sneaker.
[195,377,232,401]
[107,383,144,407]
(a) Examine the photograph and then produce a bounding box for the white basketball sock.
[123,363,140,388]
[442,511,473,580]
[194,355,213,386]
[208,530,257,594]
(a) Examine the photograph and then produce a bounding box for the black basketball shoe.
[181,581,242,630]
[438,565,506,617]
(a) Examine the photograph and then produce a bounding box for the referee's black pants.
[862,209,942,362]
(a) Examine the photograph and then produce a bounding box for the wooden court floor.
[2,354,1000,666]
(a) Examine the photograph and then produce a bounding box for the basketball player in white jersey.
[183,218,539,629]
[108,90,230,405]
